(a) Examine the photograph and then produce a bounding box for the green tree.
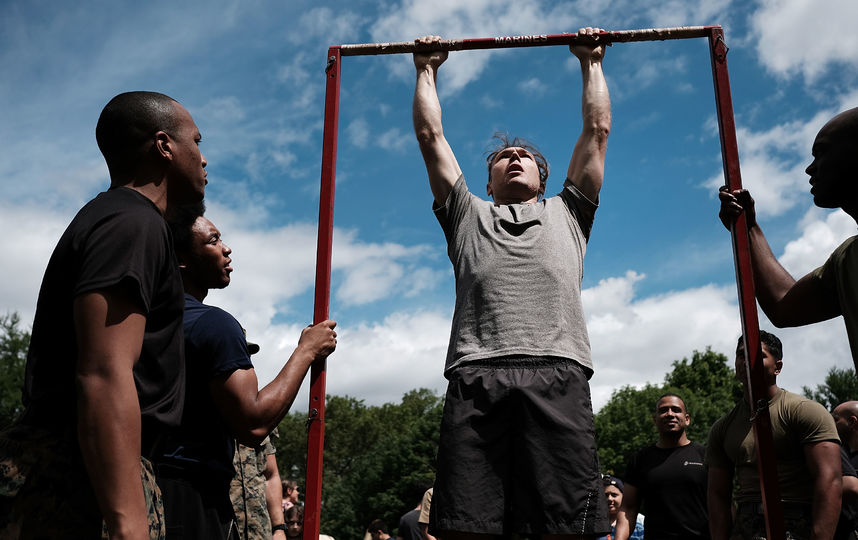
[595,347,741,477]
[0,312,29,428]
[803,366,858,410]
[273,389,442,540]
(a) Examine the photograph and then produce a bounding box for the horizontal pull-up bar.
[338,25,718,56]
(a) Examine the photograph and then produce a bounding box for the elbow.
[589,115,611,141]
[414,126,442,148]
[234,426,269,447]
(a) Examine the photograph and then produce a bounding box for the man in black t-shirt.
[615,394,709,540]
[0,91,207,539]
[160,207,337,539]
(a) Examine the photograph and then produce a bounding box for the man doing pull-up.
[412,27,611,539]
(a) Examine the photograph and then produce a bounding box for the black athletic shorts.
[429,358,610,536]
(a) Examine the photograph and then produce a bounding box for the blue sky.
[2,0,858,412]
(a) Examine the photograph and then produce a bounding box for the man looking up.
[412,27,611,539]
[616,394,709,540]
[719,108,858,369]
[706,331,841,540]
[0,91,206,539]
[160,206,337,539]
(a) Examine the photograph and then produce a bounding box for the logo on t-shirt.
[684,460,704,467]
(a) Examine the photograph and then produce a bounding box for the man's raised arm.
[718,187,841,327]
[412,35,462,206]
[567,27,611,203]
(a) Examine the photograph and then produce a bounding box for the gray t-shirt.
[434,174,597,377]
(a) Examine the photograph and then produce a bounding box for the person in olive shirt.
[706,331,841,540]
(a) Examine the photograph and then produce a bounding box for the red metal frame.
[707,27,785,539]
[304,45,341,540]
[305,26,785,539]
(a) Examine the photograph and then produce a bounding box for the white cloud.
[585,269,854,411]
[780,208,856,277]
[0,203,75,324]
[517,77,547,96]
[288,7,365,45]
[369,0,578,95]
[702,106,846,217]
[347,120,411,152]
[248,310,452,410]
[347,118,371,148]
[750,0,858,82]
[378,127,411,152]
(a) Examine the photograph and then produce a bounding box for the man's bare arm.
[567,27,611,203]
[74,287,149,540]
[613,483,640,540]
[718,187,841,326]
[210,320,337,446]
[264,452,286,539]
[419,523,436,540]
[412,35,462,206]
[708,465,734,540]
[804,440,842,540]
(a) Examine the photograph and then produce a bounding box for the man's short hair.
[95,91,180,175]
[736,330,783,361]
[655,393,687,414]
[485,132,550,189]
[166,201,206,256]
[368,519,388,534]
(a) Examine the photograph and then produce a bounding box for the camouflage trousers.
[0,424,165,539]
[734,501,813,540]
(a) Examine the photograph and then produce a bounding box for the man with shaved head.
[832,401,858,539]
[0,91,207,539]
[412,27,612,539]
[719,107,858,370]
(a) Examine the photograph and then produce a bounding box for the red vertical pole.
[304,45,341,540]
[708,27,785,539]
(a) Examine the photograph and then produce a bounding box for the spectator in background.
[616,394,708,540]
[368,519,393,540]
[282,479,299,511]
[417,487,436,540]
[597,476,643,540]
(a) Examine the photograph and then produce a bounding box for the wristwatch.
[272,524,287,533]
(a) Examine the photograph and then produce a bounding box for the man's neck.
[112,169,168,214]
[656,432,690,449]
[744,383,780,405]
[183,280,208,302]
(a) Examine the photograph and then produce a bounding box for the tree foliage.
[595,347,742,477]
[273,389,442,540]
[803,366,858,411]
[0,312,29,429]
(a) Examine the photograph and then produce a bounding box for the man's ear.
[774,360,783,375]
[486,182,493,198]
[154,131,172,160]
